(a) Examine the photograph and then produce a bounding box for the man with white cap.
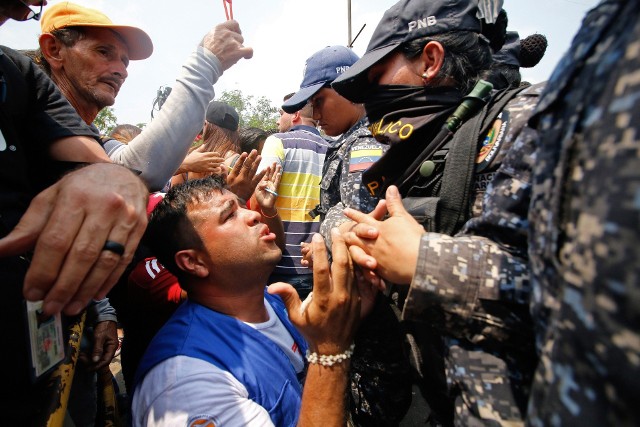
[37,2,253,190]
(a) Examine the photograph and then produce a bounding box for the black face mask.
[360,84,462,195]
[364,84,462,124]
[363,84,462,148]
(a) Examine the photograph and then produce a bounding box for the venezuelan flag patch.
[349,146,384,172]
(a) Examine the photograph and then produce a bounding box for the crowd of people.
[0,0,638,426]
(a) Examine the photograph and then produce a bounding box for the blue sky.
[2,0,599,126]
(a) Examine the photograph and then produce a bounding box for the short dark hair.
[144,176,227,285]
[401,31,492,94]
[36,27,86,77]
[239,127,271,153]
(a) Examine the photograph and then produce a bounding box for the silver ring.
[102,240,125,256]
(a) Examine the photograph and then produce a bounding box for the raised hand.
[300,241,313,269]
[254,162,282,211]
[179,146,225,174]
[226,149,266,201]
[200,20,253,71]
[269,230,360,355]
[0,163,148,316]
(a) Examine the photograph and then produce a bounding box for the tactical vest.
[399,86,528,235]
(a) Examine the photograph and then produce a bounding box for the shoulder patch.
[188,415,218,427]
[476,111,509,171]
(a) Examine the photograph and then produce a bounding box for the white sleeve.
[105,46,223,191]
[132,356,275,427]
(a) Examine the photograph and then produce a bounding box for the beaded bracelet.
[260,208,278,218]
[306,343,355,367]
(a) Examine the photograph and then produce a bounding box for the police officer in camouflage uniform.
[526,0,640,424]
[282,46,388,236]
[282,46,412,426]
[332,0,544,425]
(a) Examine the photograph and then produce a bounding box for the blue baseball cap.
[333,0,481,103]
[282,45,360,113]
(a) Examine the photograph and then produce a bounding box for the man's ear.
[421,41,446,81]
[175,249,210,278]
[291,111,302,125]
[38,33,66,72]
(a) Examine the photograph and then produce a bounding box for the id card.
[26,300,65,380]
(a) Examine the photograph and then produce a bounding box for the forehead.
[187,189,236,221]
[311,87,330,101]
[77,27,130,55]
[312,87,342,105]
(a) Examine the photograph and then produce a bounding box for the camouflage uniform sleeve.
[320,136,387,247]
[402,125,537,348]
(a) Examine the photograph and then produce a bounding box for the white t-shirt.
[131,299,304,427]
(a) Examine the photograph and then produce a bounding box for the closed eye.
[219,199,238,223]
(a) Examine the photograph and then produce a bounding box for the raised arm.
[269,230,361,426]
[104,20,253,190]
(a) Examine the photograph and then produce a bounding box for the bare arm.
[49,135,111,163]
[105,21,253,190]
[269,230,361,426]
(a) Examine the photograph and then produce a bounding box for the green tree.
[94,107,118,135]
[218,89,279,130]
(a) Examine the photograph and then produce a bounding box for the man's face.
[277,109,294,132]
[310,87,357,136]
[189,189,281,274]
[57,27,130,111]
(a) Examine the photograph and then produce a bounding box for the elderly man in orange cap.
[32,3,251,424]
[37,2,253,191]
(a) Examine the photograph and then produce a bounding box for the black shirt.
[0,46,98,235]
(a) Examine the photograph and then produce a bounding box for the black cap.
[205,101,239,131]
[493,31,520,67]
[332,0,481,103]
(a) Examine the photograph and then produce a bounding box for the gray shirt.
[103,46,223,190]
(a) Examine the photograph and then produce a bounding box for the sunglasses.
[2,0,44,22]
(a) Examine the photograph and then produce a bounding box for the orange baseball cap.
[40,2,153,60]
